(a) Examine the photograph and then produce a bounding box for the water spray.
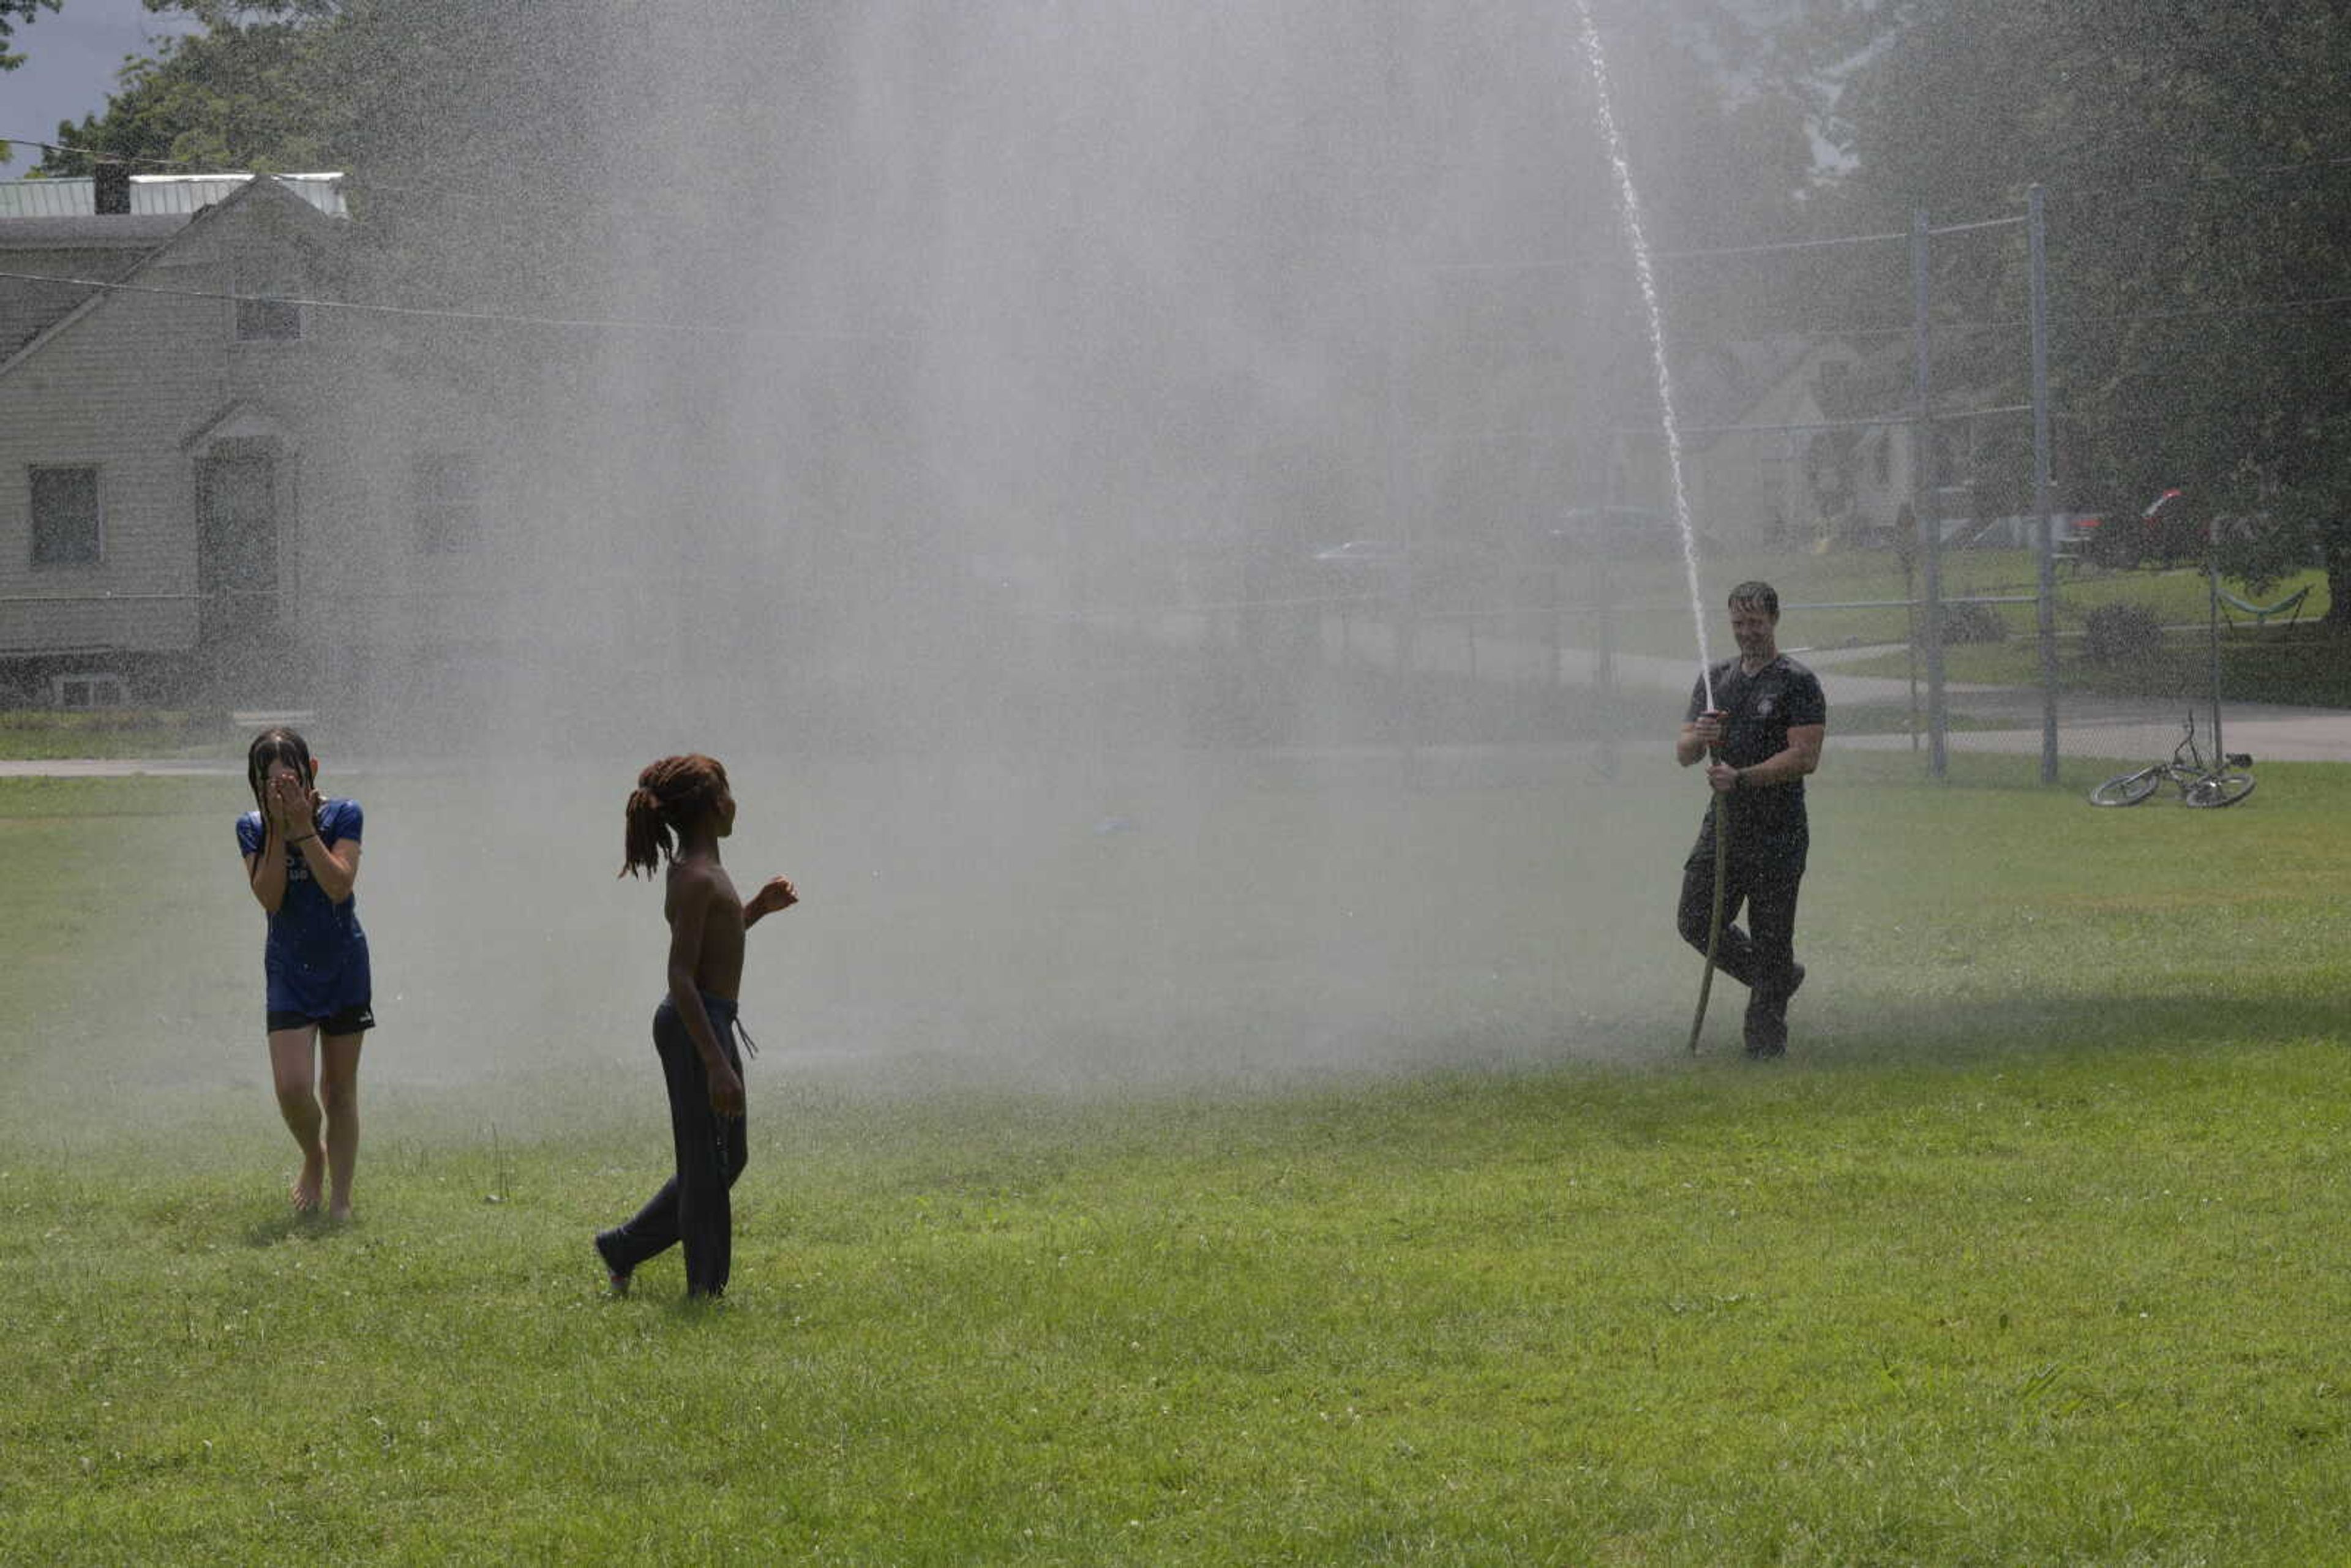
[1571,0,1730,1048]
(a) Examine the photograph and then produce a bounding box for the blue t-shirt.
[236,797,372,1018]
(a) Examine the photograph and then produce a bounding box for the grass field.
[0,708,237,760]
[1592,549,2351,706]
[1835,620,2351,711]
[5,751,2350,1563]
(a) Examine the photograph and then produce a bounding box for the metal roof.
[0,173,347,220]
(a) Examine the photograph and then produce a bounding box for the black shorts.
[266,1005,376,1036]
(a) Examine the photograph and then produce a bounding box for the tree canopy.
[0,1,62,72]
[1816,0,2351,613]
[29,1,353,176]
[30,0,2347,615]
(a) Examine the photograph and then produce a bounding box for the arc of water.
[1572,0,1712,711]
[1575,0,1735,1054]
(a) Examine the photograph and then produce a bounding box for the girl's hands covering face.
[267,768,314,834]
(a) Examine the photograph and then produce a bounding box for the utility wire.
[0,268,920,343]
[1678,287,2351,355]
[0,137,212,170]
[8,260,2347,356]
[2050,152,2351,205]
[1633,154,2351,265]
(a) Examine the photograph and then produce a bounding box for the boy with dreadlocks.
[596,754,798,1299]
[237,727,373,1219]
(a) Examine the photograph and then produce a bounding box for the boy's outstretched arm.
[743,876,798,930]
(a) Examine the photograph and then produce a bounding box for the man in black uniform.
[1675,581,1827,1058]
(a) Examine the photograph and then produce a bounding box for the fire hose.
[1686,745,1731,1056]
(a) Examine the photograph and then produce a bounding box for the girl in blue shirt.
[236,727,373,1221]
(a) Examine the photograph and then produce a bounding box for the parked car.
[1310,538,1498,604]
[2079,488,2202,568]
[1537,505,1684,561]
[1312,539,1407,568]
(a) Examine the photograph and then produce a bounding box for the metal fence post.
[2030,183,2059,784]
[1912,209,1948,779]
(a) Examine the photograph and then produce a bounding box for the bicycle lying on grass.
[2087,712,2255,808]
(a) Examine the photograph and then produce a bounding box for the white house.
[0,168,587,713]
[0,171,363,701]
[1614,336,1996,550]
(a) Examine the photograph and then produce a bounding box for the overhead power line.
[8,257,2350,355]
[0,268,919,344]
[0,137,211,170]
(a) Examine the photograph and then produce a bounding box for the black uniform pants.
[1678,817,1808,1021]
[601,996,748,1296]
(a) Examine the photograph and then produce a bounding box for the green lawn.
[1594,548,2348,703]
[0,708,238,760]
[1837,620,2351,709]
[5,756,2350,1564]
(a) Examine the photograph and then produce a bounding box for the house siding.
[0,254,225,654]
[0,191,367,663]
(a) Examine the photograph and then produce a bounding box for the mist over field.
[298,1,1791,756]
[9,748,1745,1133]
[150,4,1769,1108]
[6,3,1818,1116]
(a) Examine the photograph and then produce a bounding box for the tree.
[1,0,66,167]
[31,2,354,176]
[1814,0,2351,623]
[0,0,61,70]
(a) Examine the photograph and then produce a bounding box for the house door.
[197,444,279,647]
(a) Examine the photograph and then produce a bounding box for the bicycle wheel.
[2088,768,2163,806]
[2182,773,2255,808]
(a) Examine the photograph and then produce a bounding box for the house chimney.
[94,162,132,216]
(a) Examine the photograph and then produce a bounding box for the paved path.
[1310,612,2351,764]
[6,624,2346,775]
[1796,645,2351,764]
[0,756,241,778]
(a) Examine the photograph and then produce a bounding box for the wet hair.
[1727,580,1780,621]
[621,754,730,878]
[246,727,317,818]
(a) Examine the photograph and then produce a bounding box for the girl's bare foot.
[291,1147,326,1212]
[327,1197,353,1225]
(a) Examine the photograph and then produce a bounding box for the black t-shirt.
[1685,654,1827,835]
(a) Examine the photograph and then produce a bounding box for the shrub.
[2085,519,2143,569]
[1940,601,2009,644]
[2082,601,2165,666]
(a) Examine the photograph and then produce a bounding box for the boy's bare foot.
[291,1149,327,1213]
[327,1198,353,1225]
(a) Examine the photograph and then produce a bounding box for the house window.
[413,452,481,553]
[52,672,126,708]
[234,256,304,342]
[29,465,101,566]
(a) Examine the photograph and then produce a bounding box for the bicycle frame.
[2087,711,2255,808]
